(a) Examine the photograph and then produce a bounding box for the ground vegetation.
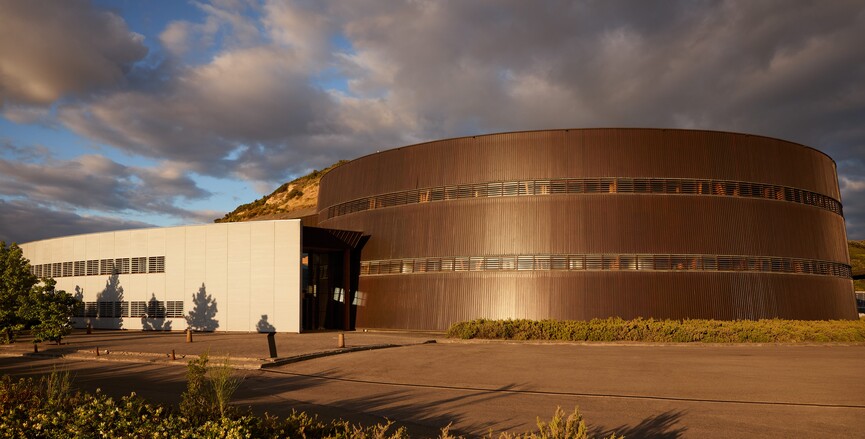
[0,360,619,438]
[215,161,347,223]
[448,317,865,343]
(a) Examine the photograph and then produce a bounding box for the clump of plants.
[0,358,619,438]
[848,240,865,290]
[447,317,865,343]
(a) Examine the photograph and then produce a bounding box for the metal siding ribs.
[318,129,857,330]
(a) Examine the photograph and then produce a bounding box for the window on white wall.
[100,259,113,275]
[130,301,147,317]
[166,301,184,318]
[131,257,146,274]
[148,256,165,273]
[116,258,130,274]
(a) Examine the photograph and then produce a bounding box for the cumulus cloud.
[58,46,343,179]
[331,0,865,140]
[0,0,147,106]
[53,0,417,183]
[0,151,213,222]
[0,199,153,244]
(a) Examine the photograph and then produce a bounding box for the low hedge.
[447,317,865,343]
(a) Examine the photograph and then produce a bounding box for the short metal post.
[86,322,92,335]
[338,332,345,348]
[33,343,38,353]
[267,332,277,358]
[186,328,193,343]
[95,346,100,356]
[171,349,176,360]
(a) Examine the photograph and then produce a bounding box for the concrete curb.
[0,339,439,371]
[0,349,265,370]
[436,338,865,347]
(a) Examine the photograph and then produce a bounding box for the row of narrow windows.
[30,256,166,278]
[326,177,843,219]
[361,254,852,279]
[72,300,184,318]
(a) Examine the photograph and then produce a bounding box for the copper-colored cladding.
[317,129,858,330]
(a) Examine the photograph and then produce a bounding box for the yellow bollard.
[186,328,193,343]
[338,332,345,348]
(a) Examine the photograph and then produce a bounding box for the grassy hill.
[214,160,346,223]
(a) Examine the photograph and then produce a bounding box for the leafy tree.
[0,242,37,343]
[0,241,75,344]
[19,278,76,344]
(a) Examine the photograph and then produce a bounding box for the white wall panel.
[114,232,131,260]
[185,227,205,292]
[85,234,100,261]
[165,227,186,303]
[72,236,86,262]
[98,233,114,259]
[130,230,149,257]
[58,237,73,264]
[250,222,275,331]
[205,225,230,328]
[227,223,252,332]
[19,220,302,333]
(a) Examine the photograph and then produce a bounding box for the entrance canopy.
[301,226,367,331]
[302,226,364,252]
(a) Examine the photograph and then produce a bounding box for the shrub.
[287,187,304,199]
[447,317,865,343]
[180,352,243,422]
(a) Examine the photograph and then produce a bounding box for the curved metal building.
[318,129,857,330]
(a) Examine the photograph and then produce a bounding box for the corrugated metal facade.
[318,129,857,330]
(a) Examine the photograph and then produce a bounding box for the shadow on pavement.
[332,383,524,437]
[245,369,523,437]
[590,409,688,439]
[0,356,187,405]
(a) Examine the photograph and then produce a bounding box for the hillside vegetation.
[215,161,346,223]
[849,240,865,290]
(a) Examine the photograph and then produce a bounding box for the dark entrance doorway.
[301,227,366,331]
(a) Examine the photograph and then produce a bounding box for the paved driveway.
[2,337,863,438]
[249,342,865,438]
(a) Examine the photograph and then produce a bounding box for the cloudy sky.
[1,0,864,243]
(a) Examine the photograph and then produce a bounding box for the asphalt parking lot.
[1,330,863,438]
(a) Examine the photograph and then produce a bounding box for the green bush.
[447,317,865,343]
[180,352,243,421]
[287,188,304,199]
